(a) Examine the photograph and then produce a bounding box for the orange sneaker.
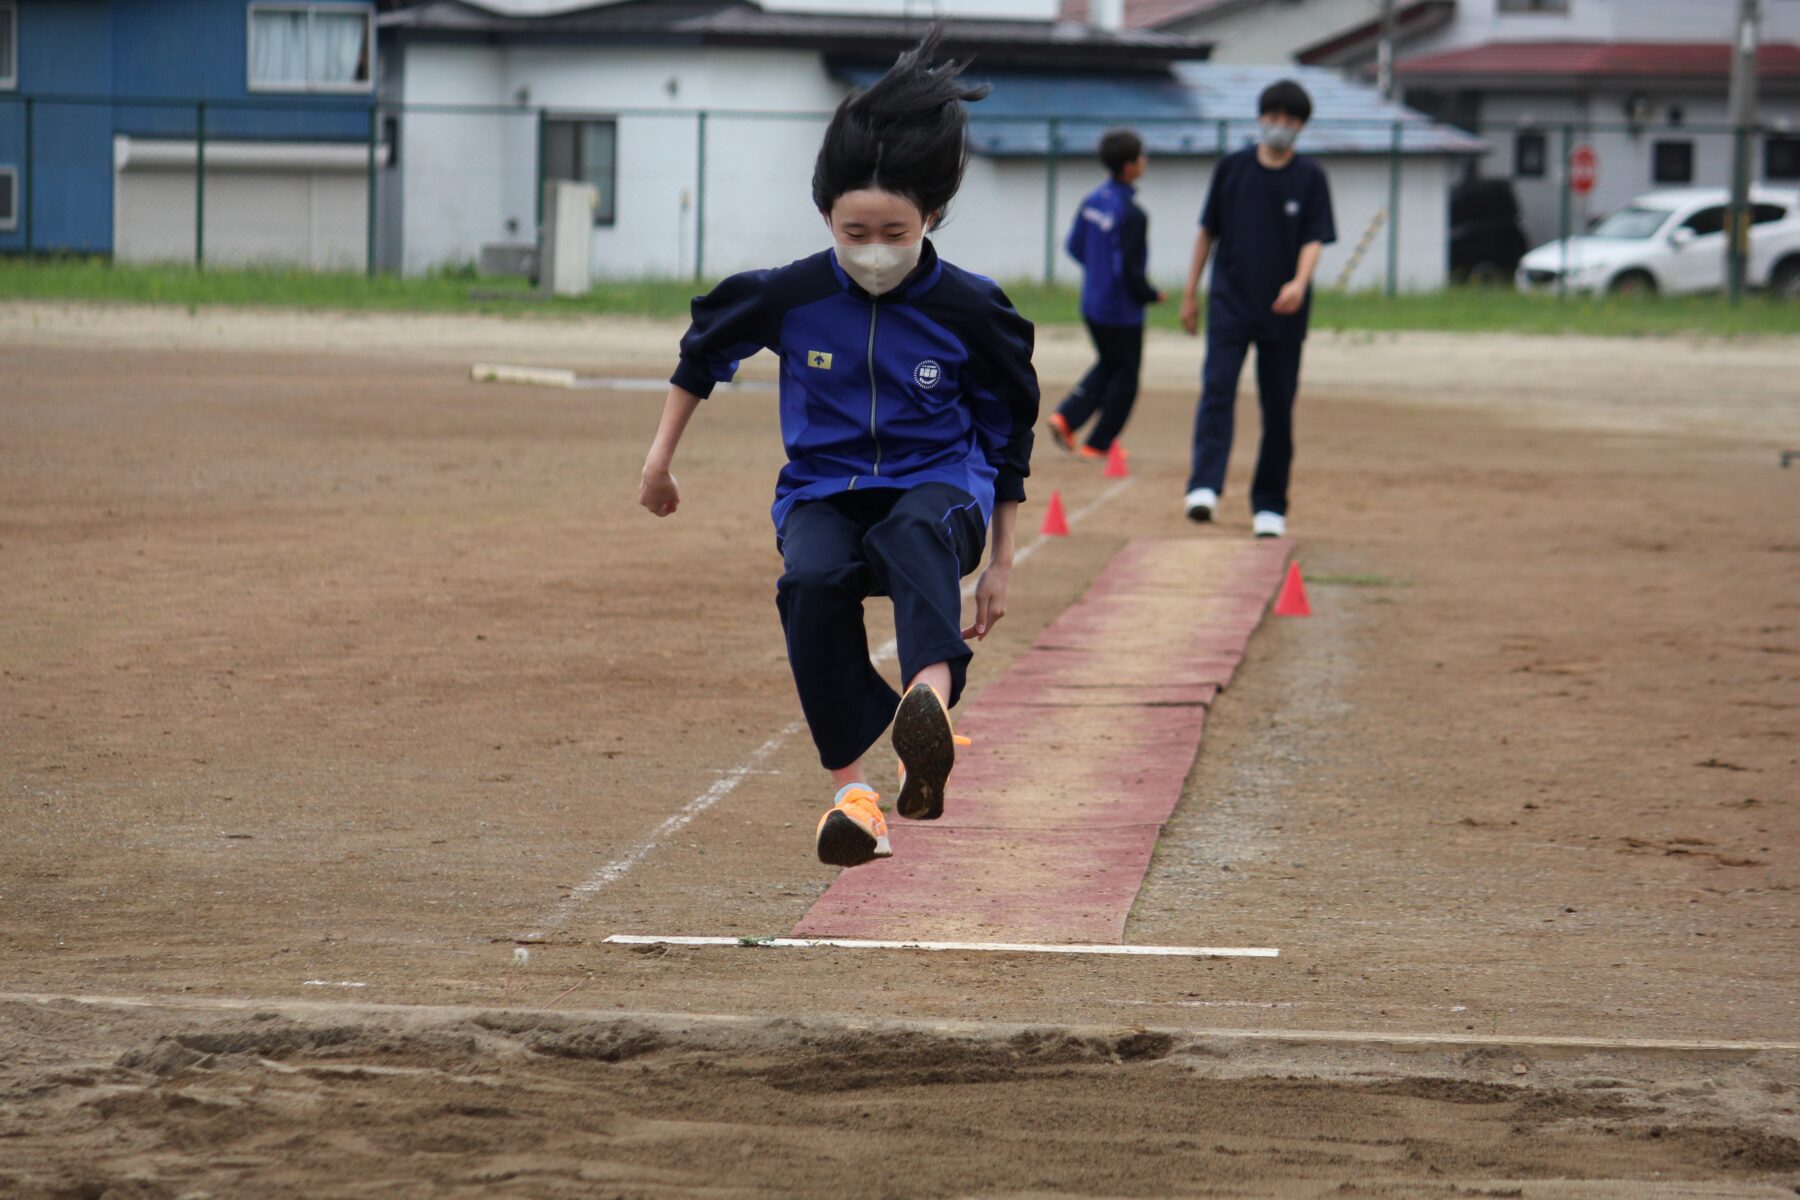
[1078,442,1126,463]
[893,683,969,822]
[815,783,891,867]
[1046,412,1076,454]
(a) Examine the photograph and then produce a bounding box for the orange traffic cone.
[1273,561,1311,617]
[1103,443,1130,479]
[1040,490,1070,537]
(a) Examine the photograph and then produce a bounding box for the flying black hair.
[1258,79,1314,124]
[1098,128,1144,178]
[811,25,990,228]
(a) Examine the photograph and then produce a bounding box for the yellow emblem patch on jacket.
[806,351,833,369]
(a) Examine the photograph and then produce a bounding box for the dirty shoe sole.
[815,809,891,868]
[893,685,956,821]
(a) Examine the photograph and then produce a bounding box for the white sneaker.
[1252,511,1287,539]
[1184,488,1218,523]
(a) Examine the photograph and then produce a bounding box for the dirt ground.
[1,302,1797,1197]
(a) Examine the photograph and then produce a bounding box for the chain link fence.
[4,93,1797,300]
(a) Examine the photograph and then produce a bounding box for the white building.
[377,0,1481,290]
[1056,0,1800,247]
[1393,0,1800,245]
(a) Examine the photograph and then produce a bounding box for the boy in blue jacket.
[1047,129,1163,460]
[638,31,1040,869]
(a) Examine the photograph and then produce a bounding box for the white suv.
[1515,186,1800,297]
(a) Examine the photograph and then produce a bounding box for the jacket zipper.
[866,299,882,478]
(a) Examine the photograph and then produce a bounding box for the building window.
[1514,131,1547,179]
[542,117,618,227]
[0,2,17,91]
[0,167,16,232]
[248,4,373,93]
[1767,135,1800,182]
[1498,0,1569,11]
[1653,140,1694,185]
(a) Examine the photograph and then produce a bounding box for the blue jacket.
[1067,178,1159,327]
[671,240,1039,532]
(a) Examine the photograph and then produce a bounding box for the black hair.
[1098,128,1144,178]
[811,26,990,228]
[1258,79,1313,124]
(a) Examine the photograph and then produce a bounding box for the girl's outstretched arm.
[639,385,703,517]
[964,499,1018,641]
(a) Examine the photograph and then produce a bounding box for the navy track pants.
[776,483,986,771]
[1055,318,1144,453]
[1187,324,1304,516]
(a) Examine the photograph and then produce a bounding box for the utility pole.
[1726,0,1760,304]
[1377,0,1397,101]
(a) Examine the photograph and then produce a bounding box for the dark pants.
[1187,323,1304,516]
[776,483,987,771]
[1055,319,1144,452]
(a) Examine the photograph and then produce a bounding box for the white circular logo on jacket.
[914,360,941,389]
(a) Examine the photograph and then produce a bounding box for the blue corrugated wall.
[1,0,374,254]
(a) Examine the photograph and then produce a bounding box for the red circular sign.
[1570,144,1597,195]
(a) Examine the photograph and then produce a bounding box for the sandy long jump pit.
[1,305,1798,1197]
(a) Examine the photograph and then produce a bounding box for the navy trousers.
[1187,323,1304,516]
[1055,319,1144,452]
[776,483,987,771]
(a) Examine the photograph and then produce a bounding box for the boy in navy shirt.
[639,31,1039,869]
[1179,80,1335,538]
[1047,129,1163,460]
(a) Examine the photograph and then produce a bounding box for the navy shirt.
[1067,178,1159,327]
[1200,148,1336,341]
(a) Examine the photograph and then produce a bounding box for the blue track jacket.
[671,240,1040,532]
[1067,178,1159,327]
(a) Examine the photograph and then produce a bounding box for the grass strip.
[3,258,1796,338]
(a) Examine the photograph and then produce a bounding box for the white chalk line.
[530,475,1137,936]
[605,934,1272,958]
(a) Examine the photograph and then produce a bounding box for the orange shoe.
[1078,442,1126,463]
[1046,412,1076,454]
[815,783,890,867]
[892,683,970,822]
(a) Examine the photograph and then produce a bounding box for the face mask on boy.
[1260,122,1299,153]
[835,238,924,296]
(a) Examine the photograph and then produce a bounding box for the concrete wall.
[394,42,841,277]
[940,151,1453,292]
[1410,0,1800,56]
[393,40,1460,290]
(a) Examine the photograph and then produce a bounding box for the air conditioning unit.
[539,180,599,297]
[479,242,538,279]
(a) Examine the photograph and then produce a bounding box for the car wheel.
[1772,258,1800,300]
[1609,270,1658,297]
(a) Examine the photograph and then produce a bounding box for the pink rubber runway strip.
[794,537,1291,945]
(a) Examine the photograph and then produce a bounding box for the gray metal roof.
[383,0,1214,67]
[1167,62,1485,156]
[837,61,1485,157]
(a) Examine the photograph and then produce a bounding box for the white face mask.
[1260,122,1299,153]
[835,238,924,296]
